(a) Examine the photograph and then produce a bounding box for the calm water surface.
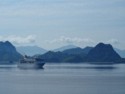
[0,63,125,94]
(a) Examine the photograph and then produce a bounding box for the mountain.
[0,41,22,63]
[38,43,123,63]
[86,43,121,62]
[114,48,125,58]
[17,46,47,56]
[63,47,93,55]
[38,51,83,62]
[38,46,93,63]
[53,45,77,52]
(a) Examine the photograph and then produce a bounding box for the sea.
[0,63,125,94]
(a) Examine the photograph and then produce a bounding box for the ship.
[18,55,45,69]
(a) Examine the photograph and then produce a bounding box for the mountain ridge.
[114,48,125,58]
[17,46,47,56]
[0,41,124,64]
[0,41,22,63]
[86,43,121,62]
[38,43,124,63]
[53,45,78,52]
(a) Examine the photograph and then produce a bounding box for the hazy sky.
[0,0,125,50]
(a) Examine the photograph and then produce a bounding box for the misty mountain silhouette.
[17,46,47,56]
[114,48,125,58]
[0,41,124,64]
[0,41,22,63]
[53,45,77,52]
[86,43,121,62]
[38,43,124,63]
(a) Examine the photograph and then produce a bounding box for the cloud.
[0,35,36,45]
[46,36,95,45]
[107,39,120,45]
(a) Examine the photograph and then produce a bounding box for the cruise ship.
[18,55,45,69]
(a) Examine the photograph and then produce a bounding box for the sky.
[0,0,125,50]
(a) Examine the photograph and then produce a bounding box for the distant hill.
[86,43,121,62]
[63,47,93,55]
[38,43,124,63]
[0,41,22,63]
[38,51,83,62]
[17,46,47,56]
[53,45,77,52]
[38,46,93,63]
[0,41,124,64]
[114,48,125,58]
